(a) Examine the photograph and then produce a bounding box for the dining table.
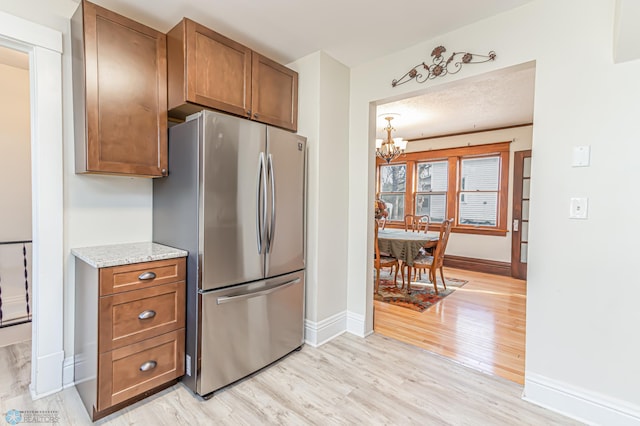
[377,228,440,293]
[377,228,439,267]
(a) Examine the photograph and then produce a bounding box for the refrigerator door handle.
[256,152,267,254]
[267,153,276,252]
[215,278,300,305]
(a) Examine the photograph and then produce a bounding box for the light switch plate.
[569,197,588,219]
[572,146,590,167]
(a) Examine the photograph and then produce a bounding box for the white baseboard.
[62,356,74,388]
[524,372,640,425]
[29,350,64,400]
[346,311,371,337]
[304,311,346,347]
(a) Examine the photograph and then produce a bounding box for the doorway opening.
[0,45,32,348]
[371,62,535,385]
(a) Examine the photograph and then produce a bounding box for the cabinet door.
[81,1,167,176]
[251,52,298,132]
[185,19,252,118]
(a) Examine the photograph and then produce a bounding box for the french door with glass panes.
[511,150,531,279]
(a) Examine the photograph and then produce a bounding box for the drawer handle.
[138,272,156,281]
[138,310,156,320]
[217,278,300,304]
[139,361,157,372]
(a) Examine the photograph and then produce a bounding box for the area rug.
[374,270,467,312]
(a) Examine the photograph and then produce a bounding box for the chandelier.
[376,115,407,163]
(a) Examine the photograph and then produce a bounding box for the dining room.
[371,62,535,385]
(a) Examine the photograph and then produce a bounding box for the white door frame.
[0,11,64,398]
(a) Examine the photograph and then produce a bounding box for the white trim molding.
[346,311,372,338]
[62,356,75,388]
[0,11,64,399]
[0,11,62,53]
[524,373,640,426]
[304,311,347,347]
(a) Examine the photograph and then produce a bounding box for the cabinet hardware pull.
[139,361,157,372]
[138,272,156,280]
[253,113,259,119]
[138,310,156,320]
[246,110,251,116]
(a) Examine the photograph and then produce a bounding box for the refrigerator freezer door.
[265,127,306,278]
[201,111,267,290]
[197,270,304,395]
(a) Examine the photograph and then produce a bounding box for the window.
[459,156,500,226]
[376,142,509,236]
[379,164,406,221]
[415,161,448,223]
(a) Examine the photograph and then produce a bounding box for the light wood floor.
[0,334,579,425]
[374,266,527,384]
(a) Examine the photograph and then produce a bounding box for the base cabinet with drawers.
[73,252,186,421]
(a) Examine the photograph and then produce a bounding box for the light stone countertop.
[71,242,188,268]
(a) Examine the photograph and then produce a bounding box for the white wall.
[407,125,533,262]
[0,62,31,241]
[290,51,350,344]
[348,0,640,422]
[289,53,321,323]
[317,53,350,320]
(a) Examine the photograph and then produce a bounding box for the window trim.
[376,142,510,236]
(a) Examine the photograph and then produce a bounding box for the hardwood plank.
[374,267,527,384]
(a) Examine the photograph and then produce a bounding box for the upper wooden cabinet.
[167,18,298,132]
[251,52,299,131]
[72,0,168,177]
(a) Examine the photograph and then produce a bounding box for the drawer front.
[100,257,186,296]
[98,329,185,411]
[99,282,185,352]
[198,270,304,395]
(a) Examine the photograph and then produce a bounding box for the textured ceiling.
[377,63,536,141]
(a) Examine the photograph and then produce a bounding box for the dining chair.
[376,217,394,264]
[403,214,419,231]
[402,218,454,294]
[412,214,431,279]
[374,221,401,293]
[417,215,430,233]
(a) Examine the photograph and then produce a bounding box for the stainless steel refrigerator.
[153,110,305,397]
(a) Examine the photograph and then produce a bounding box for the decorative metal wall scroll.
[391,46,496,87]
